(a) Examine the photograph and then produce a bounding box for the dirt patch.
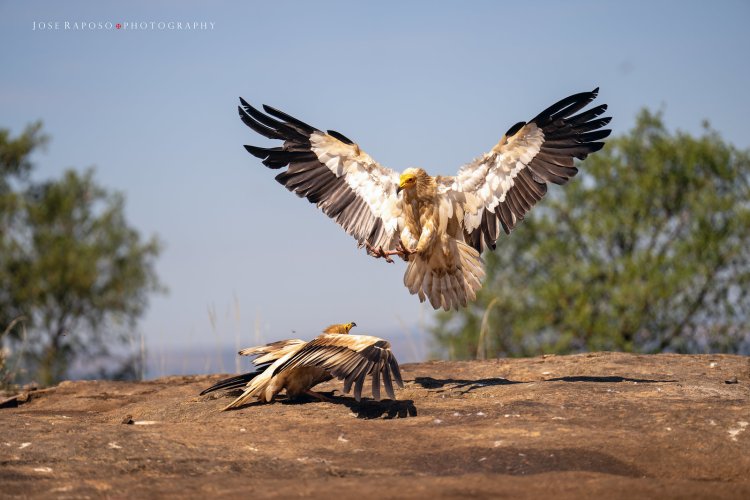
[1,352,749,498]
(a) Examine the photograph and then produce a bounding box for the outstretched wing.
[442,88,611,252]
[239,99,401,250]
[271,333,404,401]
[238,339,306,366]
[199,338,307,396]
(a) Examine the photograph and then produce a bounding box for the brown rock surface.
[1,352,749,499]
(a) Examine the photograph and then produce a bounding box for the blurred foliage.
[1,123,161,387]
[432,110,750,359]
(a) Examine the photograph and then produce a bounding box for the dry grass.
[1,316,28,391]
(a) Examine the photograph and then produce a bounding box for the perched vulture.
[240,89,611,310]
[200,323,404,409]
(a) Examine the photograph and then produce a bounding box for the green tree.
[1,123,48,387]
[1,124,162,386]
[432,110,750,359]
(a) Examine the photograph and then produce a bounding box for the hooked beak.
[397,174,412,194]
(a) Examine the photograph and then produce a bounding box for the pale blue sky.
[2,1,749,365]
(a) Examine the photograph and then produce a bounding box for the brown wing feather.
[272,334,403,401]
[239,98,400,250]
[239,339,306,366]
[201,339,306,397]
[446,88,611,252]
[239,339,305,357]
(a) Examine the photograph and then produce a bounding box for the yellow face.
[344,322,357,333]
[398,172,417,192]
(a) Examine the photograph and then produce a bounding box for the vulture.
[240,88,611,310]
[200,322,403,409]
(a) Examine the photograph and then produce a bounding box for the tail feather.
[420,270,432,303]
[199,370,264,396]
[223,386,261,410]
[403,240,484,311]
[223,366,278,410]
[219,346,301,410]
[450,273,467,308]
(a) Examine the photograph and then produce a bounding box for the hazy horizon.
[2,1,749,372]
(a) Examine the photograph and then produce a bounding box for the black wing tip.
[261,103,280,115]
[243,144,269,158]
[327,129,355,145]
[504,121,526,138]
[262,104,317,135]
[239,97,268,117]
[199,372,257,396]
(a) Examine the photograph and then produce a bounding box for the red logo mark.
[116,23,122,29]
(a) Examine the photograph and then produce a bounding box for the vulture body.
[240,89,611,310]
[200,323,403,409]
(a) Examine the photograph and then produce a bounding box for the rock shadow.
[412,446,645,477]
[413,376,524,394]
[545,376,676,383]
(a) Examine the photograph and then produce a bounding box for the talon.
[379,245,394,264]
[395,242,416,259]
[365,242,378,256]
[365,243,394,263]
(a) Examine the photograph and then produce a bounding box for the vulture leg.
[365,243,395,263]
[303,389,332,403]
[395,242,416,259]
[365,242,416,263]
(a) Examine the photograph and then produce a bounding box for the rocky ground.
[1,352,749,499]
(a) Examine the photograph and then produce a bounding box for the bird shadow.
[217,391,418,419]
[413,376,523,395]
[340,397,418,419]
[210,375,675,414]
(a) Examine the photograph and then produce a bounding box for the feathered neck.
[406,169,436,202]
[323,323,354,334]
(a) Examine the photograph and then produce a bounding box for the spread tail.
[221,370,273,410]
[403,240,485,311]
[199,370,262,396]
